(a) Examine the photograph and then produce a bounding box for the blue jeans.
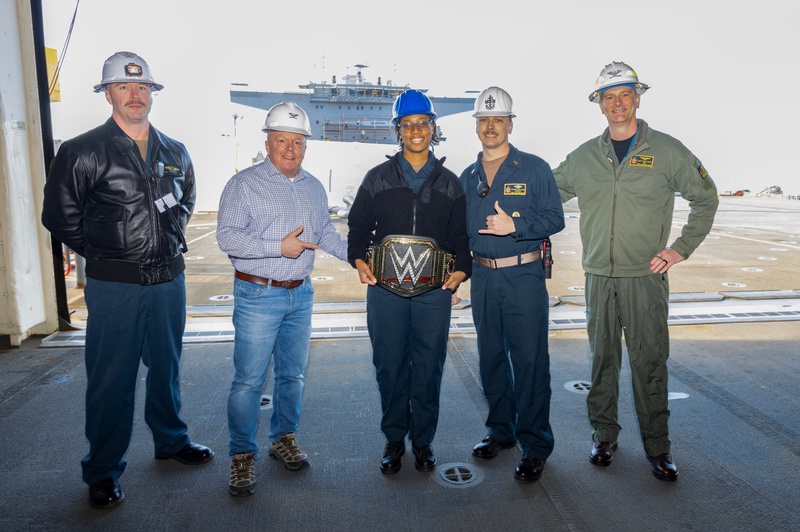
[82,274,190,485]
[227,277,313,457]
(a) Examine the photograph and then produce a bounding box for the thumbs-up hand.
[478,200,516,236]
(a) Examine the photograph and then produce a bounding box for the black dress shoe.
[590,441,618,466]
[155,442,215,465]
[514,456,545,484]
[412,445,436,472]
[88,478,124,509]
[380,440,405,475]
[472,436,517,461]
[647,453,678,481]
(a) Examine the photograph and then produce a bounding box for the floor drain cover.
[434,462,484,488]
[260,395,273,410]
[564,380,591,394]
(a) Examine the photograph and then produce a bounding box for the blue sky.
[43,0,800,210]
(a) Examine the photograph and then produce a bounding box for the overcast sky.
[42,0,800,211]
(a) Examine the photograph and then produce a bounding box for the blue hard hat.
[391,89,437,124]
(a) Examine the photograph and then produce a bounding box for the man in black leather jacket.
[41,51,213,510]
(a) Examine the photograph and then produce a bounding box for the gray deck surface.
[2,322,799,531]
[2,196,799,531]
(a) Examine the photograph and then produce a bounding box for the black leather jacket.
[42,118,195,285]
[347,152,472,279]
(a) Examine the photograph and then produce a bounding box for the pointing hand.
[281,226,320,258]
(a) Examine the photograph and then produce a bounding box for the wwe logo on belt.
[367,234,453,297]
[389,246,431,286]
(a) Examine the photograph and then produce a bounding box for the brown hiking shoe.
[268,433,309,471]
[229,452,256,497]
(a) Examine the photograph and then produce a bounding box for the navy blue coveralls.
[459,145,565,460]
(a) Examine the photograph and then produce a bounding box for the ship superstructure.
[230,64,476,144]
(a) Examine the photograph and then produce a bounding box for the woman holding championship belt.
[348,90,471,475]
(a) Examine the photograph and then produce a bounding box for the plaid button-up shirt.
[217,158,347,281]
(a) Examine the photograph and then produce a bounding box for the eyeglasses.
[477,179,490,198]
[398,120,431,132]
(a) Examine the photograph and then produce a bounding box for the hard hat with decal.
[262,102,312,137]
[588,61,650,103]
[473,86,516,118]
[93,51,163,93]
[391,89,437,124]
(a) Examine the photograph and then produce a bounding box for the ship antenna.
[354,64,368,84]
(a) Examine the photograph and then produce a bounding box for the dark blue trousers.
[81,274,190,485]
[470,262,554,460]
[366,286,451,448]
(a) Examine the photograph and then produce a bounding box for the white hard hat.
[473,86,516,118]
[262,102,312,137]
[93,51,163,93]
[588,61,649,103]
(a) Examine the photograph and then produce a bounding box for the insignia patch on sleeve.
[504,183,526,195]
[697,164,709,179]
[629,155,654,168]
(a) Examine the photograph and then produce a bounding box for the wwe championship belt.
[366,235,455,298]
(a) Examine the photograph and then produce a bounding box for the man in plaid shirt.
[217,102,347,497]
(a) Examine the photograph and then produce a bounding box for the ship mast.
[354,64,368,85]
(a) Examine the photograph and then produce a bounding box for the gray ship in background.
[230,64,476,144]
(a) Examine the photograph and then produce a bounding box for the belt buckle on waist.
[235,270,304,289]
[473,251,540,269]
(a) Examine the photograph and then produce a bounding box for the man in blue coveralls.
[459,87,565,483]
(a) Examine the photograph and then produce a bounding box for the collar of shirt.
[399,152,434,193]
[262,155,309,183]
